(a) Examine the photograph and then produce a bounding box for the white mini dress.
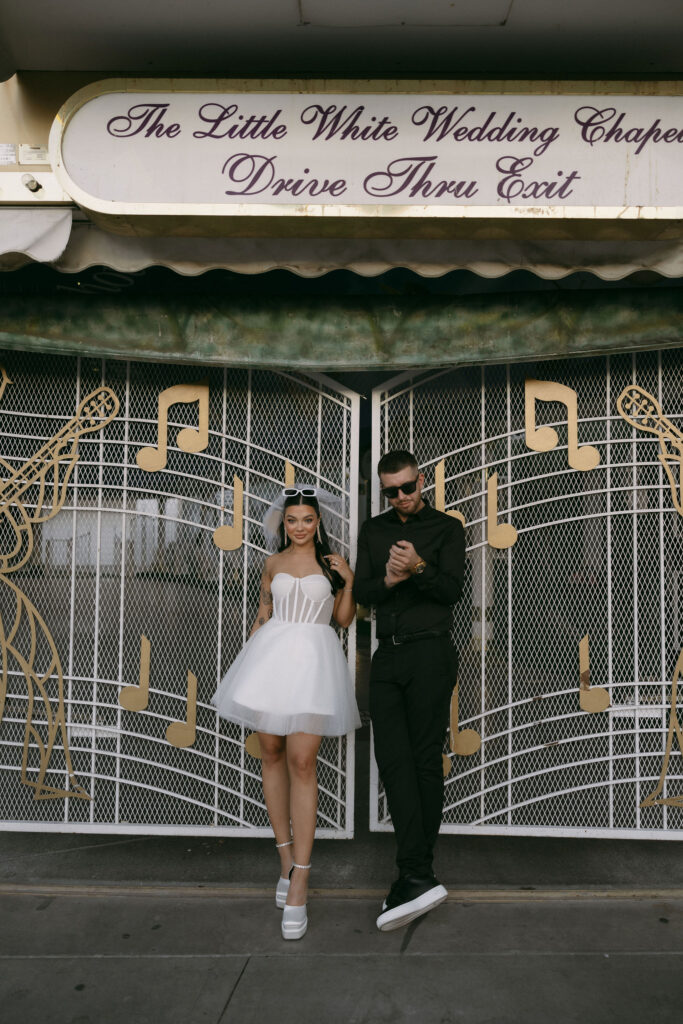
[211,572,361,736]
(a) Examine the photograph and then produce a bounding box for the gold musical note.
[617,385,683,517]
[640,647,683,809]
[136,380,209,472]
[166,670,198,748]
[434,460,466,526]
[285,461,295,487]
[213,475,244,551]
[0,366,10,402]
[449,681,482,756]
[442,754,452,777]
[525,379,601,472]
[487,472,518,550]
[579,634,610,713]
[245,732,262,759]
[119,635,150,712]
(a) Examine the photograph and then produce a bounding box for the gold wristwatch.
[411,559,427,575]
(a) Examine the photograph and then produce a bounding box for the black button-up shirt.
[353,499,465,639]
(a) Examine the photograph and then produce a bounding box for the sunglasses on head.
[282,486,317,497]
[381,475,420,500]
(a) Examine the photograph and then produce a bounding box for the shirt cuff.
[412,562,438,589]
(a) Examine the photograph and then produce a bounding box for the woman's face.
[283,504,319,547]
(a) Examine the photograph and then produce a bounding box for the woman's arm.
[249,562,274,636]
[328,554,356,629]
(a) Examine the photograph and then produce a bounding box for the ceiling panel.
[0,0,681,79]
[301,0,512,28]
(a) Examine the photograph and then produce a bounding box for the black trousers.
[369,636,457,879]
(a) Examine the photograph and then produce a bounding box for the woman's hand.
[328,553,355,628]
[324,553,353,586]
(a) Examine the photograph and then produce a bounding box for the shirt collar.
[387,497,432,523]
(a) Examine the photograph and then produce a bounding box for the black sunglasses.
[381,475,420,500]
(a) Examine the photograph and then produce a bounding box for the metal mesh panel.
[0,352,358,837]
[371,352,683,839]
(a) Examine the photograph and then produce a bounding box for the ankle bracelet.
[275,838,293,849]
[291,862,311,870]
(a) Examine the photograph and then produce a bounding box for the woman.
[211,485,360,940]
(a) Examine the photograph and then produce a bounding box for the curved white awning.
[0,208,72,269]
[2,213,683,281]
[45,219,683,280]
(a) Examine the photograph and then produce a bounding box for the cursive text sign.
[50,84,683,218]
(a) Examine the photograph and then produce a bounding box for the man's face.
[379,466,425,519]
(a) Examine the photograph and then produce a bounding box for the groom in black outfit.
[353,450,465,931]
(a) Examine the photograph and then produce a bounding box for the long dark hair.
[277,494,345,593]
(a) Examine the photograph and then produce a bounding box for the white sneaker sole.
[380,883,445,914]
[376,884,448,932]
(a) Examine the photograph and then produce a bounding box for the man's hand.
[384,540,421,587]
[389,540,421,573]
[384,562,411,588]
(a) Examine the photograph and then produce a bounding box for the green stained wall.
[0,286,681,369]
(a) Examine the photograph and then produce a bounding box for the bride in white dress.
[211,486,360,940]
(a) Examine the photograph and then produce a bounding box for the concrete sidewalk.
[2,735,683,893]
[1,883,681,1023]
[2,725,683,1022]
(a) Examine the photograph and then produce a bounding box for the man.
[353,450,465,931]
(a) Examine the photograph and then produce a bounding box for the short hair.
[377,450,418,476]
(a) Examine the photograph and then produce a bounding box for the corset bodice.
[271,572,335,625]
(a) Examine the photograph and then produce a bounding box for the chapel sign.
[49,81,683,232]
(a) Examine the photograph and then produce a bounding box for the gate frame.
[0,359,360,839]
[369,362,683,841]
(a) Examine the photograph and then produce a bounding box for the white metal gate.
[0,350,359,836]
[371,349,683,839]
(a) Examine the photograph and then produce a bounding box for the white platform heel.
[275,838,293,909]
[281,862,311,940]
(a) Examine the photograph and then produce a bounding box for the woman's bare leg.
[285,732,322,906]
[258,732,293,876]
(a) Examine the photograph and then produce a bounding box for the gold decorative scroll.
[0,387,120,574]
[1,578,89,800]
[0,376,119,800]
[640,648,683,809]
[617,385,683,517]
[525,379,601,471]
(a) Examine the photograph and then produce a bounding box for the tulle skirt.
[211,619,361,736]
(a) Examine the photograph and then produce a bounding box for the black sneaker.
[376,875,448,932]
[380,876,405,912]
